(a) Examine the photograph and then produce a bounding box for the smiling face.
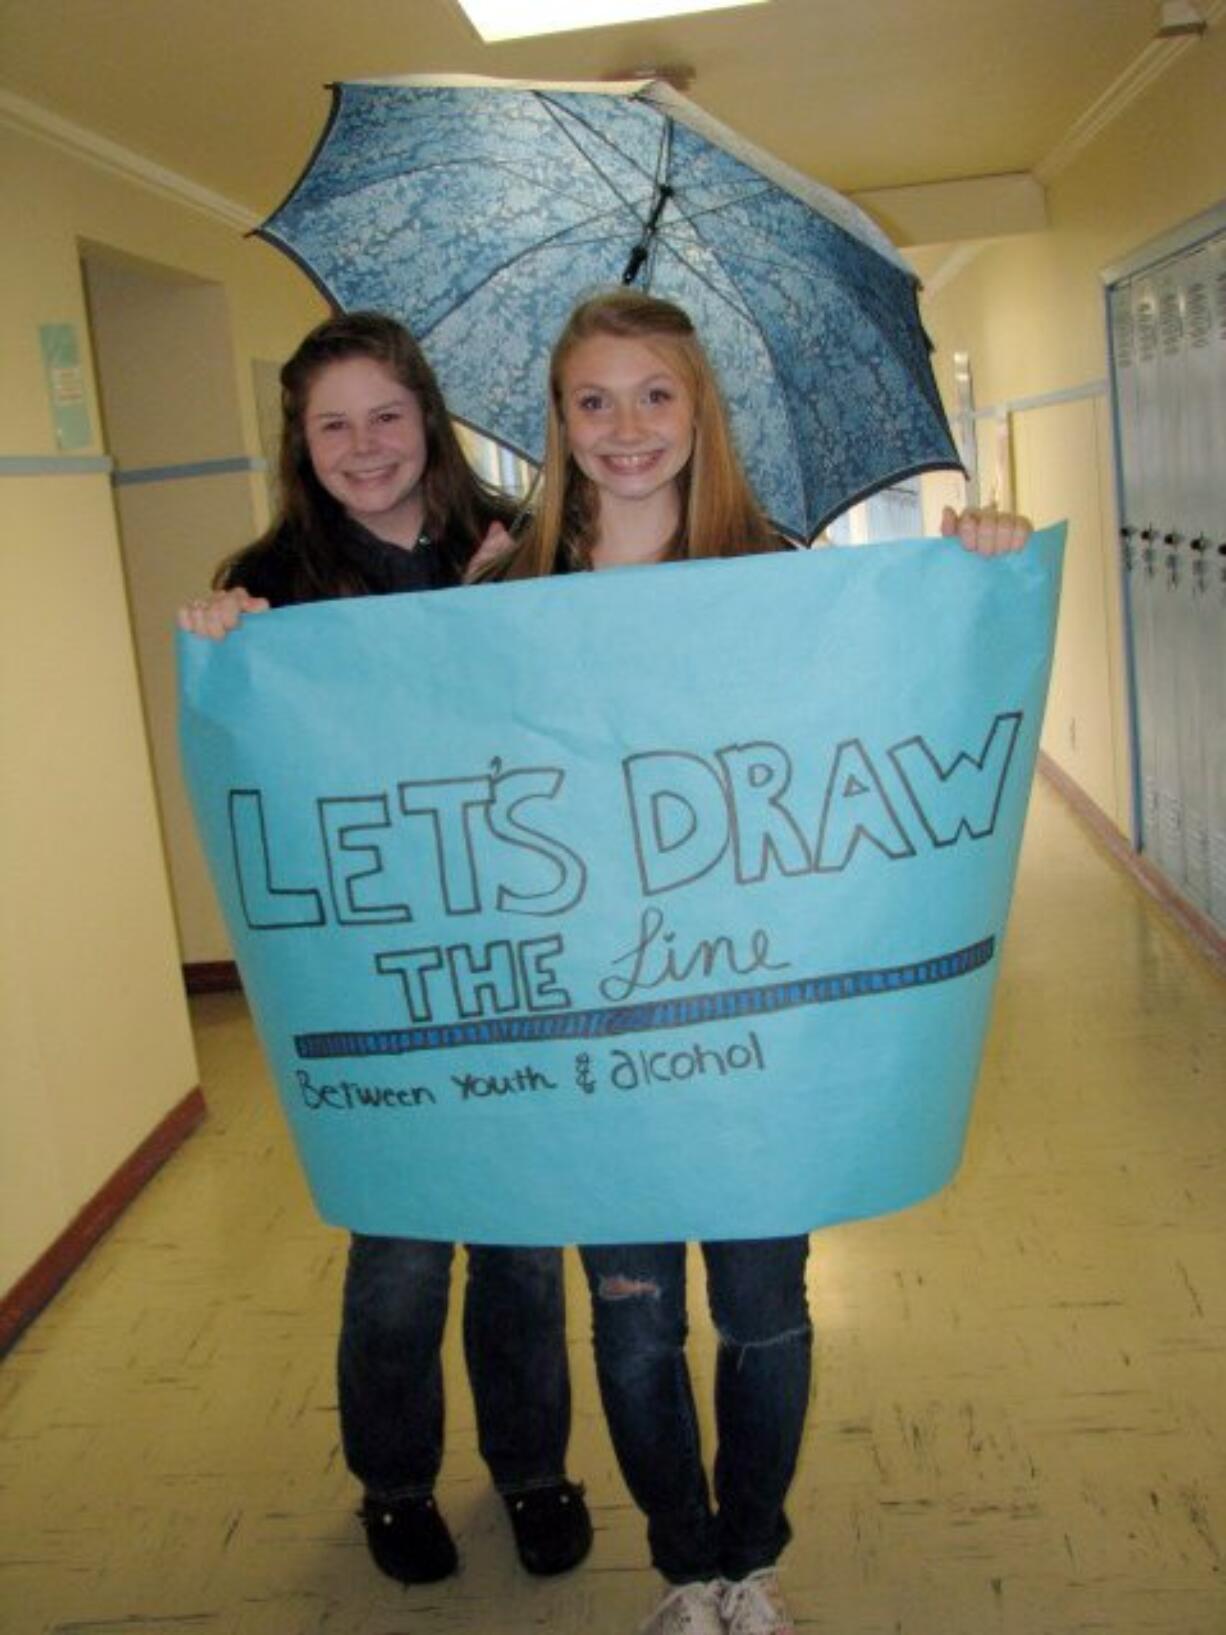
[303,355,428,545]
[559,334,696,515]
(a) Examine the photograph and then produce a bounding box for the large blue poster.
[179,527,1064,1243]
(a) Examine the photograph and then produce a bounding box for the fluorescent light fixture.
[1155,0,1206,34]
[455,0,768,44]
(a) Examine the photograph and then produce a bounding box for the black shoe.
[504,1479,593,1576]
[359,1493,458,1584]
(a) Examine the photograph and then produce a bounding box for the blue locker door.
[1111,280,1155,850]
[1124,275,1165,862]
[1137,269,1186,887]
[1201,234,1226,929]
[1160,256,1210,908]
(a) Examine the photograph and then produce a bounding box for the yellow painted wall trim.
[0,88,259,234]
[1035,1,1226,183]
[112,456,267,487]
[0,455,114,476]
[971,380,1109,422]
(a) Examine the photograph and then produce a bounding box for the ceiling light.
[454,0,768,44]
[1155,0,1206,36]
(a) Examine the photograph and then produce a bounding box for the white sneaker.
[721,1569,796,1635]
[640,1578,727,1635]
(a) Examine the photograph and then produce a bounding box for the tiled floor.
[2,778,1224,1634]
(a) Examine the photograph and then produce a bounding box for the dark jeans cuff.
[496,1472,569,1498]
[362,1480,438,1503]
[719,1514,791,1582]
[650,1505,720,1584]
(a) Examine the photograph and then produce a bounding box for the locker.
[1160,257,1210,907]
[1108,226,1226,931]
[1112,280,1159,855]
[1134,269,1185,886]
[1204,235,1226,926]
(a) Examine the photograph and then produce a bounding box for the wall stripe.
[973,380,1108,421]
[112,456,267,487]
[0,454,267,482]
[0,454,114,476]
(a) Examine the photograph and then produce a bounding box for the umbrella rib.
[676,237,880,305]
[313,155,635,220]
[535,93,663,223]
[666,183,780,228]
[692,236,918,355]
[665,180,912,308]
[663,215,937,534]
[414,210,643,343]
[661,194,906,323]
[667,188,884,291]
[653,234,808,508]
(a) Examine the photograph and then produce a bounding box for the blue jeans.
[338,1235,572,1500]
[581,1236,812,1583]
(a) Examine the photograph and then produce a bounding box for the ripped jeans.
[580,1236,812,1583]
[339,1236,572,1501]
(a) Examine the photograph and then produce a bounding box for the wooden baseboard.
[184,960,242,993]
[1037,752,1226,974]
[0,1085,207,1356]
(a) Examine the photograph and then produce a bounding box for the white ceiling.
[0,0,1213,267]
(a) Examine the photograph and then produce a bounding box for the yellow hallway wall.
[0,120,322,1298]
[85,255,264,965]
[0,472,197,1292]
[920,24,1226,840]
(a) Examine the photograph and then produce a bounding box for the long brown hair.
[217,311,514,598]
[502,289,775,580]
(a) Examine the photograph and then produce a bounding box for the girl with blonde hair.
[487,287,1028,1635]
[498,288,778,578]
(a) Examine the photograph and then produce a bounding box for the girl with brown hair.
[179,311,590,1588]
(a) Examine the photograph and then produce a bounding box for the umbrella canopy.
[258,74,961,543]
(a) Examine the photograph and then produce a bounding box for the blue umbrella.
[258,74,961,542]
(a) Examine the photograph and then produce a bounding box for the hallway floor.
[2,779,1224,1635]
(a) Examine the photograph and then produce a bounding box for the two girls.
[184,294,1027,1634]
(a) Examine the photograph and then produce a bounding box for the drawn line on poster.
[294,934,995,1061]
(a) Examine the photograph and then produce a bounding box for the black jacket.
[224,517,460,608]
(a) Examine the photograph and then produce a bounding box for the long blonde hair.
[502,290,776,579]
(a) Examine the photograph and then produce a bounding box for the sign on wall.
[38,322,92,452]
[180,528,1064,1243]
